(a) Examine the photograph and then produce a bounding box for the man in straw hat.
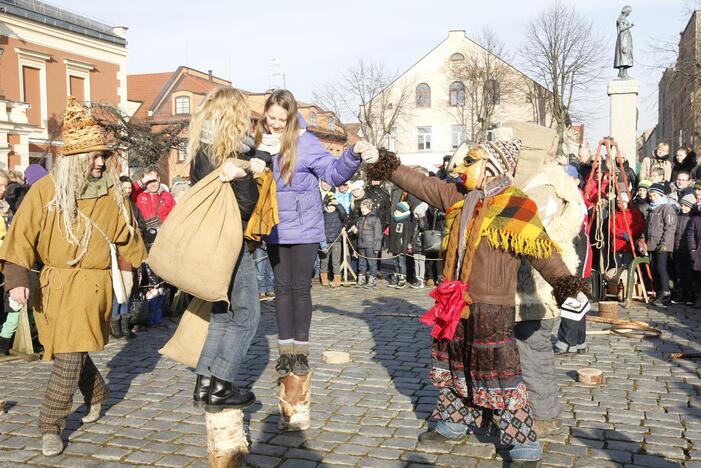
[0,97,147,456]
[366,139,588,462]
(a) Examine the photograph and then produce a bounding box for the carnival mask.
[453,152,487,191]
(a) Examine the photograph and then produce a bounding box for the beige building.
[365,30,549,168]
[657,10,701,154]
[0,0,128,171]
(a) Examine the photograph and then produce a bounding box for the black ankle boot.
[193,374,211,408]
[275,354,294,378]
[292,354,310,375]
[0,336,11,355]
[109,317,123,339]
[205,376,255,411]
[120,314,135,339]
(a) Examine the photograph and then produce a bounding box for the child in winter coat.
[410,202,429,288]
[634,179,651,219]
[639,183,677,306]
[388,193,416,289]
[352,199,382,288]
[320,193,347,288]
[673,194,696,304]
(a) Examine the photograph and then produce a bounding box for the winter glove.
[413,202,428,218]
[353,140,379,164]
[658,244,667,253]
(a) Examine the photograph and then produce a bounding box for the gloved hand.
[621,232,630,242]
[414,202,428,217]
[353,140,379,164]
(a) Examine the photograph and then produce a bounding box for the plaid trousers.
[38,352,108,435]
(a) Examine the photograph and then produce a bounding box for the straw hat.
[61,96,110,156]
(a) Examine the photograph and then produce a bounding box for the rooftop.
[0,0,127,46]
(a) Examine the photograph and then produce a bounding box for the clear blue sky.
[54,0,693,145]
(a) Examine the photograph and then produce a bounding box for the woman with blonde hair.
[640,142,672,182]
[249,89,378,423]
[188,86,269,412]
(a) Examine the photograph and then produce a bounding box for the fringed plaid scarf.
[443,186,559,260]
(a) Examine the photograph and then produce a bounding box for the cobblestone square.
[0,284,699,467]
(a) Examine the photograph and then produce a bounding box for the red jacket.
[608,206,644,253]
[132,182,175,223]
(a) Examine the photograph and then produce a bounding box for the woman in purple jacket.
[251,89,378,379]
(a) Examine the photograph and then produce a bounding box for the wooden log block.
[577,368,604,385]
[0,400,5,413]
[278,372,311,431]
[598,301,619,320]
[322,351,350,364]
[205,408,248,468]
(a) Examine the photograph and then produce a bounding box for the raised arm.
[390,165,464,212]
[307,135,361,187]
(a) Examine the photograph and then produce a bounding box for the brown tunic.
[0,176,147,360]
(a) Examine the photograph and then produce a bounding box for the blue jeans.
[148,295,164,325]
[435,420,468,438]
[394,254,407,276]
[253,246,274,294]
[111,296,129,317]
[195,249,261,383]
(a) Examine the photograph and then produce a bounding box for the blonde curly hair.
[187,87,251,167]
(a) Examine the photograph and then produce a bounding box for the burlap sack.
[147,168,242,302]
[508,120,559,186]
[159,298,213,368]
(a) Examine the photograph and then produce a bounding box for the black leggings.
[650,251,670,294]
[268,243,319,342]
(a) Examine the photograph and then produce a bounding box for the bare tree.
[521,2,605,153]
[445,28,522,142]
[313,59,411,147]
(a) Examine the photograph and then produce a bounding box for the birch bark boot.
[205,408,248,467]
[278,372,311,431]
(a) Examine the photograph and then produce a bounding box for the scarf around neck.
[650,196,668,209]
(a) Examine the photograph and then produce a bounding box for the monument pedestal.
[608,79,640,167]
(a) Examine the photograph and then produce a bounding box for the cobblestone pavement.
[0,282,700,467]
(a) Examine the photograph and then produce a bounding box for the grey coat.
[644,203,677,252]
[356,213,383,252]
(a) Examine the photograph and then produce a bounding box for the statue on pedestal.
[614,5,634,79]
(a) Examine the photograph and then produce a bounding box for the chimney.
[208,70,213,81]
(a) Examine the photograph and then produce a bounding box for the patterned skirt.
[430,303,528,417]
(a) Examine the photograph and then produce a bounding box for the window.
[327,117,335,131]
[417,126,432,151]
[22,66,42,126]
[484,79,500,106]
[384,129,397,152]
[178,148,187,162]
[450,52,465,61]
[415,83,431,108]
[449,81,465,107]
[451,125,465,149]
[175,96,190,115]
[69,76,85,101]
[309,112,317,127]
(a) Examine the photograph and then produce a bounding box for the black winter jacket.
[189,145,267,228]
[364,185,391,228]
[388,189,418,255]
[674,212,691,252]
[323,204,347,244]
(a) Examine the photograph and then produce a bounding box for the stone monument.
[608,5,639,167]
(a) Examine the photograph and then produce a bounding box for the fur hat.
[61,96,110,156]
[681,193,696,208]
[638,179,652,189]
[648,183,665,196]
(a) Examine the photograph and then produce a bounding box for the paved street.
[0,283,700,467]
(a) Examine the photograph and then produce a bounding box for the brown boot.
[330,276,341,288]
[320,272,329,287]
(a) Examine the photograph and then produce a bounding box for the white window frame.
[328,117,335,131]
[451,125,465,149]
[64,59,94,103]
[384,129,397,152]
[16,48,50,136]
[177,148,187,162]
[309,112,317,127]
[417,126,432,151]
[175,96,191,115]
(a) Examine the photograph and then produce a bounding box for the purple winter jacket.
[266,121,361,245]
